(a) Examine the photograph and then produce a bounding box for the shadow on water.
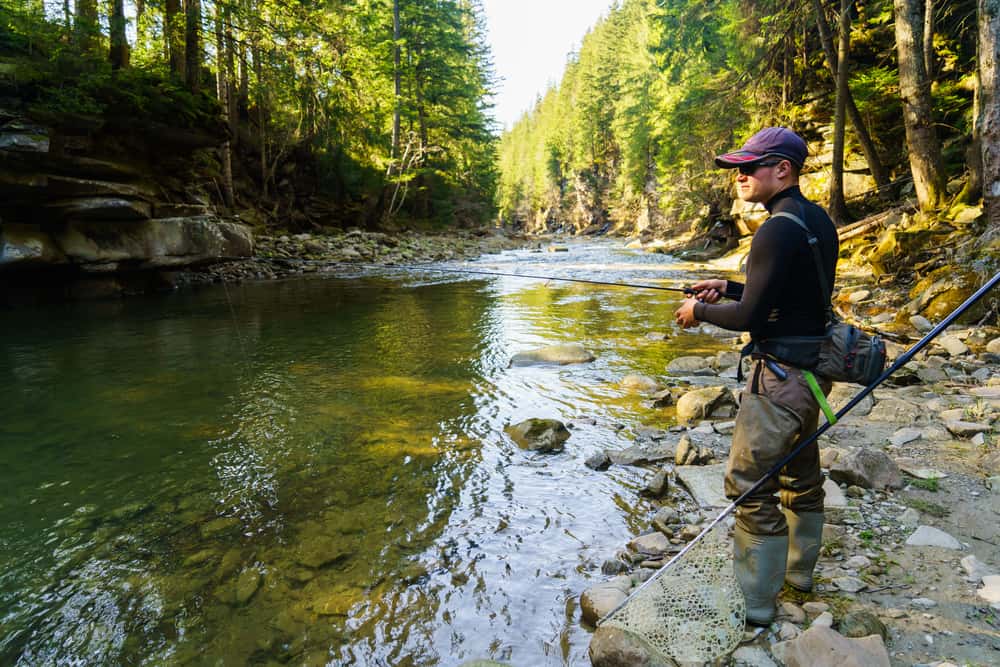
[0,240,735,665]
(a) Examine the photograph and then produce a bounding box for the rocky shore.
[503,305,998,666]
[507,309,999,666]
[174,227,532,287]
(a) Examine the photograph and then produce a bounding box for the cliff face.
[0,100,252,302]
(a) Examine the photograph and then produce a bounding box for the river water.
[0,241,734,666]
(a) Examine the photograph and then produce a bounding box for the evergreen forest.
[499,0,998,239]
[1,0,998,238]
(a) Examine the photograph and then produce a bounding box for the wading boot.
[733,526,788,626]
[785,510,824,592]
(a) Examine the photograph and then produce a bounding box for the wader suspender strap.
[765,211,838,424]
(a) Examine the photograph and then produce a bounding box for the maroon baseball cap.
[715,127,808,169]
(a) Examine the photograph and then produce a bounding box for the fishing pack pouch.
[815,320,886,385]
[753,335,823,369]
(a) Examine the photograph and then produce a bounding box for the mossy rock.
[839,610,888,641]
[907,266,988,323]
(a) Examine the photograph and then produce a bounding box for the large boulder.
[56,218,253,268]
[771,626,890,667]
[505,418,570,453]
[675,386,738,424]
[828,448,903,490]
[0,218,252,270]
[588,625,673,667]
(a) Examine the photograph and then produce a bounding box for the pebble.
[777,621,801,640]
[833,576,867,593]
[778,601,806,624]
[802,601,829,617]
[845,555,872,569]
[911,597,938,608]
[910,315,934,332]
[811,611,834,628]
[961,555,994,583]
[889,427,923,446]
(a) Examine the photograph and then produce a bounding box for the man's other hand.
[674,297,700,329]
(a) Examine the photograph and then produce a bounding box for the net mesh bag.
[601,523,746,664]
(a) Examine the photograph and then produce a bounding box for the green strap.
[803,370,837,425]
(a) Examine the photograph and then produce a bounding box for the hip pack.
[752,211,886,386]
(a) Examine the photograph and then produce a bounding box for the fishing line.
[221,279,250,365]
[267,258,698,295]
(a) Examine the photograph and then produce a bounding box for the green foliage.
[908,477,940,492]
[498,0,979,234]
[3,0,497,227]
[903,497,950,518]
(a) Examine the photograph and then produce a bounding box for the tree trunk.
[74,0,100,56]
[253,43,267,199]
[238,5,250,121]
[415,66,431,220]
[165,0,185,78]
[215,3,235,208]
[185,0,202,92]
[923,0,935,81]
[63,0,71,32]
[224,4,239,142]
[829,0,850,223]
[136,0,145,50]
[392,0,402,159]
[109,0,129,70]
[979,0,999,228]
[813,0,890,189]
[894,0,947,211]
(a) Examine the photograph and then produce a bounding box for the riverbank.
[172,227,536,287]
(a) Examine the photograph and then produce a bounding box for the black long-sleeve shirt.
[694,186,838,339]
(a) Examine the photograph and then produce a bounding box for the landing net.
[601,523,745,664]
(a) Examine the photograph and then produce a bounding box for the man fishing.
[673,127,838,625]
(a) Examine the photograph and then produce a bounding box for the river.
[0,240,733,666]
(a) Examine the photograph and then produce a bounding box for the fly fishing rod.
[263,257,699,295]
[599,269,1000,625]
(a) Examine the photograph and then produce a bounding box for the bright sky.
[482,0,615,131]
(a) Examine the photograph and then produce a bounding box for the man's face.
[735,159,788,203]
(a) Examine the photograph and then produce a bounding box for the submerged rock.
[509,343,595,367]
[505,418,570,453]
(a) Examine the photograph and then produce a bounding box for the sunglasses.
[738,159,783,176]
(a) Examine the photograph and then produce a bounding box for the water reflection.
[0,241,735,665]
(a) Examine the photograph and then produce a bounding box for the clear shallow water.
[0,241,732,666]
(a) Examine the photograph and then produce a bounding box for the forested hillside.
[497,0,998,242]
[1,0,497,229]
